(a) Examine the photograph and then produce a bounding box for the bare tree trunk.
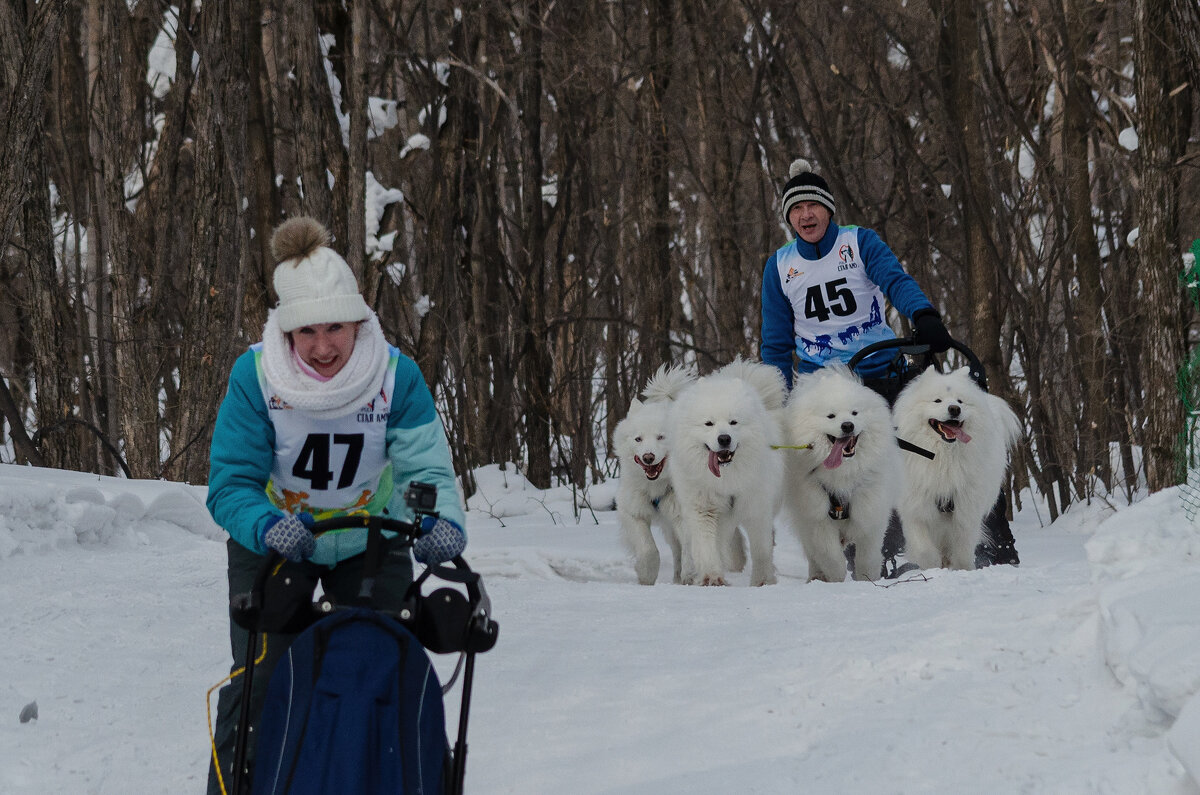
[346,0,368,277]
[1167,0,1200,92]
[1133,0,1191,490]
[168,0,255,483]
[280,0,338,229]
[85,0,122,474]
[0,0,71,466]
[0,0,66,254]
[646,0,674,369]
[935,0,1004,384]
[516,0,552,487]
[1057,0,1112,495]
[245,0,278,302]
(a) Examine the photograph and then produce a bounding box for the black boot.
[976,491,1019,567]
[879,512,918,579]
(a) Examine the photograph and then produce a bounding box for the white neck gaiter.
[260,309,390,419]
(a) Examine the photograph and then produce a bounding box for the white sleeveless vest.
[773,226,894,368]
[254,346,399,518]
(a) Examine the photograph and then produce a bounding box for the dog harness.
[824,487,850,521]
[650,485,674,511]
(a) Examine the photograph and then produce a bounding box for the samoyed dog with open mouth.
[668,358,785,586]
[780,364,899,582]
[892,366,1022,571]
[614,364,695,584]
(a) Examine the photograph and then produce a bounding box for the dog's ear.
[988,394,1024,446]
[630,397,643,411]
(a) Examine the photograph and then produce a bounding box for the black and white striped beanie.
[781,158,836,219]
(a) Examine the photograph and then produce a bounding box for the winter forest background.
[1,0,1200,515]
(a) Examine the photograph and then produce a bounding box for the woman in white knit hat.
[204,217,466,794]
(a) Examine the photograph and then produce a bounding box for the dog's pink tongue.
[708,450,722,478]
[946,425,972,443]
[823,439,846,470]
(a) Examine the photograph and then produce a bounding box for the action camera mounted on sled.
[404,480,439,515]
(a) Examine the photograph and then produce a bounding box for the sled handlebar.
[309,514,422,540]
[847,336,987,391]
[241,481,443,620]
[245,516,419,599]
[308,478,440,540]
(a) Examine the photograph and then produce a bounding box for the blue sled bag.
[252,607,450,795]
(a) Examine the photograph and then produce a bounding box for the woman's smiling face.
[290,322,358,378]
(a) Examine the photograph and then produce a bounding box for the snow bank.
[466,463,617,523]
[1087,487,1200,783]
[0,464,223,559]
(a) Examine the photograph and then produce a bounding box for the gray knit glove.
[413,516,466,565]
[261,512,316,562]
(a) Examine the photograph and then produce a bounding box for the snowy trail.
[0,465,1197,793]
[4,525,226,792]
[462,527,1167,794]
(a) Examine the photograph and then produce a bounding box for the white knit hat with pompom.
[270,217,369,333]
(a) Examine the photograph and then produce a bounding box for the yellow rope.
[207,633,269,795]
[770,443,813,450]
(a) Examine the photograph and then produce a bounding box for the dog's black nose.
[948,404,961,418]
[642,452,656,464]
[840,421,855,435]
[717,433,731,448]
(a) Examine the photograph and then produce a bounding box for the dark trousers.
[207,538,413,795]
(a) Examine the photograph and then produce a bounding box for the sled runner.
[226,484,498,795]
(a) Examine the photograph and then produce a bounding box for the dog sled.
[847,334,988,405]
[224,483,499,795]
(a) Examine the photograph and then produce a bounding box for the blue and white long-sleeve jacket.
[760,221,934,387]
[207,345,465,564]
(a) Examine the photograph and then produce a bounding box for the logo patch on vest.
[358,386,391,421]
[786,266,804,284]
[837,244,858,271]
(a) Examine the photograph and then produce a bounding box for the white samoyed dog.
[668,358,785,586]
[780,364,900,582]
[892,367,1022,571]
[614,364,696,584]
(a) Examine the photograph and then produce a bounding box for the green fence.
[1180,239,1200,520]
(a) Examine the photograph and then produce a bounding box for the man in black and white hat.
[760,158,1018,571]
[762,157,951,390]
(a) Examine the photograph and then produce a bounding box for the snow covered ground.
[1,461,1198,793]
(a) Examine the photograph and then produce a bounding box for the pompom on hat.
[781,158,836,220]
[270,217,369,333]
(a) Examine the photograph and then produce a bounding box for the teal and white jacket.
[207,344,465,565]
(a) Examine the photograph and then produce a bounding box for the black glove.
[912,310,953,353]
